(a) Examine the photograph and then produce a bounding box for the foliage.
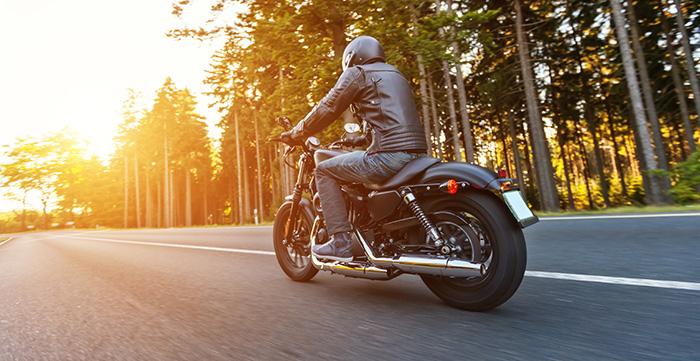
[667,150,700,204]
[3,0,700,230]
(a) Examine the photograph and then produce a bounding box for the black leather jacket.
[291,62,427,154]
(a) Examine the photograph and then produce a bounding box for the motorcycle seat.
[365,156,440,191]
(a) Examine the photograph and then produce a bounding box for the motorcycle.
[270,118,538,311]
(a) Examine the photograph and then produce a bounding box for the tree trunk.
[234,110,244,224]
[559,139,575,210]
[508,110,526,199]
[134,154,141,228]
[417,54,433,155]
[591,129,610,207]
[664,19,696,153]
[567,6,610,208]
[163,132,171,228]
[521,119,537,206]
[626,1,671,200]
[442,59,462,161]
[610,0,662,204]
[156,179,162,228]
[279,144,288,195]
[124,153,129,228]
[514,0,559,211]
[427,74,442,158]
[243,149,250,224]
[673,0,700,127]
[203,179,208,225]
[146,172,152,228]
[185,170,192,227]
[328,21,354,125]
[605,100,628,198]
[169,170,175,226]
[446,0,474,162]
[574,129,595,209]
[254,111,264,221]
[498,111,510,174]
[269,146,278,207]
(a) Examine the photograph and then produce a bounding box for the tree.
[672,0,700,126]
[610,0,663,204]
[514,0,559,211]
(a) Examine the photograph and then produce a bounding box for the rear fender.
[416,162,538,228]
[367,163,499,223]
[417,162,499,191]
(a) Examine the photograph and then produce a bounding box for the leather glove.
[278,122,305,145]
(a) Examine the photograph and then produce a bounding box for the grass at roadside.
[536,204,700,217]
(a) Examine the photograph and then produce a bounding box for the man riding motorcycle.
[278,35,428,262]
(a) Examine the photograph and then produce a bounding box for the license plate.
[502,190,539,228]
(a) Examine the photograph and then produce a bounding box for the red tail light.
[447,179,458,194]
[498,168,508,178]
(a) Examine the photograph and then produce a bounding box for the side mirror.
[277,116,292,130]
[344,122,361,134]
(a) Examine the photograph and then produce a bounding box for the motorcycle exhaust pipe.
[311,256,396,280]
[355,231,484,278]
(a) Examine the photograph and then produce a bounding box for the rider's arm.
[289,66,363,138]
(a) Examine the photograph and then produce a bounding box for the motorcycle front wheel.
[273,202,318,282]
[419,190,527,311]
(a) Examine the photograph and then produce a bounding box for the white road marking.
[525,271,700,291]
[58,235,276,256]
[58,234,700,292]
[0,237,14,247]
[540,212,700,221]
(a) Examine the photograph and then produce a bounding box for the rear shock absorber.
[400,187,452,255]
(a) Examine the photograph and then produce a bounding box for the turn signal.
[447,179,458,194]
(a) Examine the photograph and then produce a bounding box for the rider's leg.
[313,150,420,261]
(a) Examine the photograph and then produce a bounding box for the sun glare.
[0,0,225,161]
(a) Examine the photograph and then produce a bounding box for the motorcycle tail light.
[446,179,458,194]
[498,168,508,178]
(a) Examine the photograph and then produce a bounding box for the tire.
[419,191,527,311]
[273,202,318,282]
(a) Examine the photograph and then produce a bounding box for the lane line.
[0,237,13,247]
[524,271,700,291]
[58,235,276,256]
[540,212,700,221]
[58,235,700,291]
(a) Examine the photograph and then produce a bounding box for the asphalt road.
[1,214,698,361]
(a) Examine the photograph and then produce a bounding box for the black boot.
[312,231,359,262]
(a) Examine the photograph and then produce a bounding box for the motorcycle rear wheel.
[419,191,527,311]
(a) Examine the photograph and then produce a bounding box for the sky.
[0,0,231,211]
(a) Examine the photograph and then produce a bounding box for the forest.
[1,0,699,232]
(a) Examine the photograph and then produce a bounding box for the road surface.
[1,213,698,360]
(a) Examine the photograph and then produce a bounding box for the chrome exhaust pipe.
[310,217,395,280]
[311,257,396,280]
[355,230,484,278]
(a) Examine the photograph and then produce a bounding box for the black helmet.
[342,35,385,70]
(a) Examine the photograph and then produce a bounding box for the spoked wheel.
[419,191,526,311]
[273,202,318,282]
